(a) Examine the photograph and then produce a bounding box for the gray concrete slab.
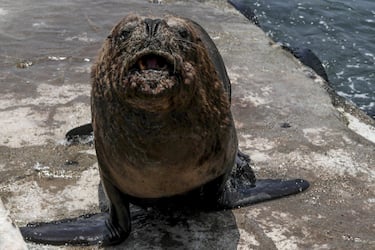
[0,0,374,249]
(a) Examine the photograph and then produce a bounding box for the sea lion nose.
[144,18,163,37]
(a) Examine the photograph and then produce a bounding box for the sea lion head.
[92,14,224,112]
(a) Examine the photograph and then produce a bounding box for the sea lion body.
[92,15,236,198]
[21,14,309,246]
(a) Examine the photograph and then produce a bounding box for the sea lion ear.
[107,34,113,40]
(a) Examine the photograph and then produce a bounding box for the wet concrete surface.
[0,0,374,249]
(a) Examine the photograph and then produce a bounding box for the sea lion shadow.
[112,208,239,249]
[97,185,240,249]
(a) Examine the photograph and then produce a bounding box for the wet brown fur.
[91,14,237,198]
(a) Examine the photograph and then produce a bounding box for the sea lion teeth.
[138,59,146,70]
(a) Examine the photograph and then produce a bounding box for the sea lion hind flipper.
[65,123,93,144]
[21,177,131,246]
[20,212,128,246]
[218,150,309,208]
[235,150,257,186]
[219,178,310,209]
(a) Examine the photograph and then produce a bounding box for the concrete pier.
[0,0,374,249]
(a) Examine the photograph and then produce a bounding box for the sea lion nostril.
[144,18,163,37]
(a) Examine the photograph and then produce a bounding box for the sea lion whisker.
[173,56,177,74]
[172,38,203,50]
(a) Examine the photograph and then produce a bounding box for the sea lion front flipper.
[20,213,119,246]
[219,178,309,209]
[218,150,309,209]
[20,176,131,246]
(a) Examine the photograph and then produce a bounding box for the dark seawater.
[235,0,375,118]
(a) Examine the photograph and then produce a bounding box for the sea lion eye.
[118,29,132,41]
[117,22,138,42]
[177,27,191,40]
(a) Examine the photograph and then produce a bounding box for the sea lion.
[281,45,329,82]
[20,14,309,246]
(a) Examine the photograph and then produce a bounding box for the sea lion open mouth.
[133,54,171,72]
[124,51,179,96]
